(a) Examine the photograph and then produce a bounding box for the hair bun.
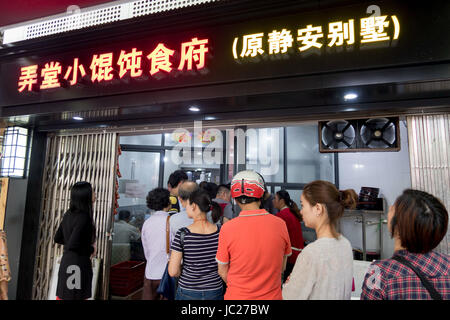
[339,189,358,210]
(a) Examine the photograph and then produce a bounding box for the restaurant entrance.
[1,0,449,301]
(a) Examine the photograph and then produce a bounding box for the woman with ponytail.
[273,190,305,282]
[282,180,357,300]
[168,189,224,300]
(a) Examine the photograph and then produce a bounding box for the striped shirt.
[171,226,223,291]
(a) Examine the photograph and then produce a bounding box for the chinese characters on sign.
[232,15,400,59]
[17,38,210,93]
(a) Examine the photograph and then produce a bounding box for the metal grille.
[407,114,450,254]
[32,132,118,300]
[2,0,220,44]
[25,5,123,40]
[61,109,119,121]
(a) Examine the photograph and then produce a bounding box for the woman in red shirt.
[273,190,305,282]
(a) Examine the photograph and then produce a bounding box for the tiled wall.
[338,120,411,259]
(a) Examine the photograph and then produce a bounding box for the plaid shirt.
[361,250,450,300]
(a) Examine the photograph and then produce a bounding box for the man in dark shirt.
[213,184,234,224]
[167,170,188,215]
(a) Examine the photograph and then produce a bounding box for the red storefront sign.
[17,37,209,92]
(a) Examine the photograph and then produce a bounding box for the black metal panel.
[1,0,449,112]
[15,131,47,300]
[3,179,28,300]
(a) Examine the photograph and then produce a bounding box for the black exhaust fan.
[320,120,356,150]
[319,117,400,152]
[360,118,397,149]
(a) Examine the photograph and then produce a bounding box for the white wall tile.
[338,120,411,259]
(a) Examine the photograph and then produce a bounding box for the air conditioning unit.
[319,117,400,152]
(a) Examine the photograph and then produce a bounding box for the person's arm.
[54,220,64,245]
[169,217,177,246]
[281,220,292,274]
[130,226,141,241]
[282,255,288,273]
[218,263,229,283]
[140,223,150,261]
[168,229,183,277]
[216,224,230,282]
[168,250,183,277]
[91,241,97,259]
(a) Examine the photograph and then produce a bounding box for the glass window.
[119,134,162,146]
[284,189,303,207]
[246,127,284,183]
[163,149,184,187]
[163,147,222,186]
[163,132,178,146]
[117,151,160,207]
[272,187,302,210]
[163,131,193,147]
[286,125,335,184]
[113,150,158,267]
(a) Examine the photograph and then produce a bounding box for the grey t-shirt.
[282,235,354,300]
[169,209,193,244]
[214,198,234,220]
[206,198,233,224]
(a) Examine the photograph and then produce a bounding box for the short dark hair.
[201,182,218,200]
[390,189,448,253]
[217,184,230,195]
[178,181,199,201]
[118,210,131,221]
[167,170,188,189]
[146,188,171,211]
[235,195,260,204]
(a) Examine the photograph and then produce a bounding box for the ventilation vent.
[2,0,220,44]
[319,117,400,152]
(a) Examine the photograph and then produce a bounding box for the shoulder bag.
[156,217,186,300]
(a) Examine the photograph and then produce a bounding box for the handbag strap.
[179,227,188,254]
[165,215,171,254]
[392,255,443,300]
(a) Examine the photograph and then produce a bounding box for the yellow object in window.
[170,195,178,205]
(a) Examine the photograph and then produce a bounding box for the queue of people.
[51,169,449,300]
